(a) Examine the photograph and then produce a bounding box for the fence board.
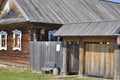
[30,41,63,73]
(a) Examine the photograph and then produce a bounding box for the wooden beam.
[0,0,4,6]
[61,39,67,75]
[114,43,120,80]
[79,42,85,76]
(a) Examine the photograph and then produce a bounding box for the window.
[105,0,120,3]
[48,30,60,41]
[12,30,22,51]
[0,31,7,50]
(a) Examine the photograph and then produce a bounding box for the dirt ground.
[49,75,113,80]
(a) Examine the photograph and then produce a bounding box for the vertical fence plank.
[30,41,63,73]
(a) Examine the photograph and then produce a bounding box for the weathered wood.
[0,26,30,67]
[0,0,22,18]
[83,36,115,43]
[79,42,84,76]
[85,43,114,78]
[30,41,63,73]
[64,36,114,43]
[114,43,120,80]
[67,42,79,74]
[14,0,120,24]
[62,40,67,75]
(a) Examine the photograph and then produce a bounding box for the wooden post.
[62,40,67,76]
[79,42,84,76]
[31,28,37,41]
[114,43,120,80]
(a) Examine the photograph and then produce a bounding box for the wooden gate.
[30,41,63,73]
[85,43,114,78]
[67,42,79,74]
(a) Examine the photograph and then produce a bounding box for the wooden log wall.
[0,23,31,67]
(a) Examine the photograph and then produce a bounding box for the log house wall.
[0,23,31,67]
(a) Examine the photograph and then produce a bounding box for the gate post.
[79,42,84,76]
[62,40,67,76]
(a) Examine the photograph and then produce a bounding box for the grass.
[0,67,111,80]
[0,67,52,80]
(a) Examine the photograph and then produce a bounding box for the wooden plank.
[110,44,114,78]
[79,42,84,76]
[30,41,63,73]
[85,43,114,78]
[99,44,105,77]
[85,44,89,75]
[114,43,120,80]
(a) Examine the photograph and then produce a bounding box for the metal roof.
[14,0,120,24]
[54,21,120,36]
[0,17,27,25]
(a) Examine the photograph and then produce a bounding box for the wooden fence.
[30,41,63,73]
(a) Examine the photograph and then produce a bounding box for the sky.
[106,0,120,3]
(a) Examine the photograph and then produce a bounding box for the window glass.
[1,35,6,47]
[0,31,7,50]
[13,30,22,51]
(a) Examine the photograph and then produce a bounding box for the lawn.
[0,67,52,80]
[0,67,111,80]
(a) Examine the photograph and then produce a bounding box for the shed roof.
[54,21,120,36]
[14,0,120,24]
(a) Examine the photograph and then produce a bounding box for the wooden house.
[0,0,62,67]
[0,0,120,79]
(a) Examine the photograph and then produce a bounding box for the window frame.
[12,29,22,51]
[0,31,7,50]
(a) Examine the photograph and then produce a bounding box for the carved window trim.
[0,31,7,50]
[12,29,22,51]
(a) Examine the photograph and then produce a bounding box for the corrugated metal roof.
[0,17,27,25]
[14,0,120,24]
[54,21,120,36]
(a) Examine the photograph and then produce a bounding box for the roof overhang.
[54,21,120,37]
[0,17,28,25]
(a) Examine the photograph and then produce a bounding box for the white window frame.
[12,29,22,51]
[0,31,7,50]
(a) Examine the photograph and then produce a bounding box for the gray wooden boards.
[14,0,120,24]
[0,17,27,25]
[30,41,63,73]
[54,21,120,36]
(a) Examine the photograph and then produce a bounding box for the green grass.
[0,68,111,80]
[0,68,52,80]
